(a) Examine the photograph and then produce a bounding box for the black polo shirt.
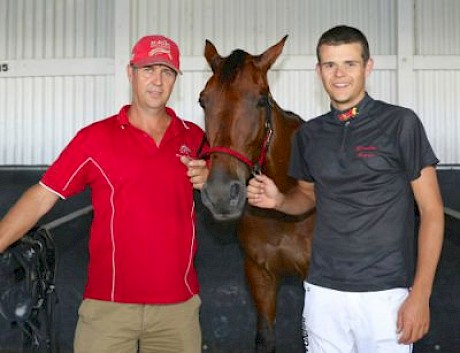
[290,94,439,291]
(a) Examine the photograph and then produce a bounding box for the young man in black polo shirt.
[247,25,444,353]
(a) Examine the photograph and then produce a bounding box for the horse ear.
[257,35,288,71]
[204,40,223,72]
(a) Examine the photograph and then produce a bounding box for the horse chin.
[200,185,246,222]
[209,210,244,222]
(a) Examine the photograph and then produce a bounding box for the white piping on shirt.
[184,201,196,295]
[39,182,66,199]
[47,157,117,302]
[179,118,191,130]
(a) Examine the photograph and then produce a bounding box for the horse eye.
[257,96,270,107]
[199,92,209,109]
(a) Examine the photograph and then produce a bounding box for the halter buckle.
[251,163,262,177]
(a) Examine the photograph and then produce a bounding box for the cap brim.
[131,58,182,75]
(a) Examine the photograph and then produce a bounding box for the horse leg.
[245,258,279,353]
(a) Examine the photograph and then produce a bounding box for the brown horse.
[199,36,315,353]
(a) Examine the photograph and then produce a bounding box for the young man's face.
[128,64,177,111]
[316,42,373,111]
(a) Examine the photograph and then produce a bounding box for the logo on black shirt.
[355,145,377,158]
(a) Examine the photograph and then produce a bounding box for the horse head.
[200,36,297,221]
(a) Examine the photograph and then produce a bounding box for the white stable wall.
[0,0,459,165]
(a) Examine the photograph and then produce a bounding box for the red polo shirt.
[40,105,205,304]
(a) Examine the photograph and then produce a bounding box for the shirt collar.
[116,105,180,129]
[117,105,130,126]
[331,93,373,122]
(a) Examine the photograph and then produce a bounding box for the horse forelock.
[219,50,249,84]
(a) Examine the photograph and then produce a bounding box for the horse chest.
[238,214,313,278]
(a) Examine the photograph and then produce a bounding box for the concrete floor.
[0,168,459,353]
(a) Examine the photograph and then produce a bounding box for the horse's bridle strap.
[202,123,273,174]
[203,146,255,168]
[199,95,274,174]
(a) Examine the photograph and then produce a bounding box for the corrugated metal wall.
[0,0,115,165]
[414,0,460,166]
[0,0,459,165]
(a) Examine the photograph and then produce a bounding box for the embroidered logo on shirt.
[178,144,192,156]
[338,107,359,121]
[355,145,377,158]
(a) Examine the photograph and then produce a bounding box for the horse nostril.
[229,182,244,208]
[230,183,240,200]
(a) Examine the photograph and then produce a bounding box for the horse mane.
[220,49,248,84]
[273,98,303,125]
[283,109,303,123]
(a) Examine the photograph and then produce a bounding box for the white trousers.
[302,282,413,353]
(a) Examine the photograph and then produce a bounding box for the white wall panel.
[1,0,459,165]
[0,76,114,164]
[0,0,113,60]
[169,71,210,124]
[416,0,460,55]
[269,71,330,122]
[0,0,115,165]
[130,0,398,136]
[413,0,460,163]
[416,71,460,165]
[130,0,396,57]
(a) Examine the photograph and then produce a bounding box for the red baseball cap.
[130,35,182,74]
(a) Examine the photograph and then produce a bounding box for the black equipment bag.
[0,227,58,353]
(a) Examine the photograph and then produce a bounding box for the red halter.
[199,97,274,175]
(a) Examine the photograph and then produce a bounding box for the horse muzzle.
[201,178,247,221]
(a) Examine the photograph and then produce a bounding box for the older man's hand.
[180,156,209,190]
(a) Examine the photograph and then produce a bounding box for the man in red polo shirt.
[0,35,208,353]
